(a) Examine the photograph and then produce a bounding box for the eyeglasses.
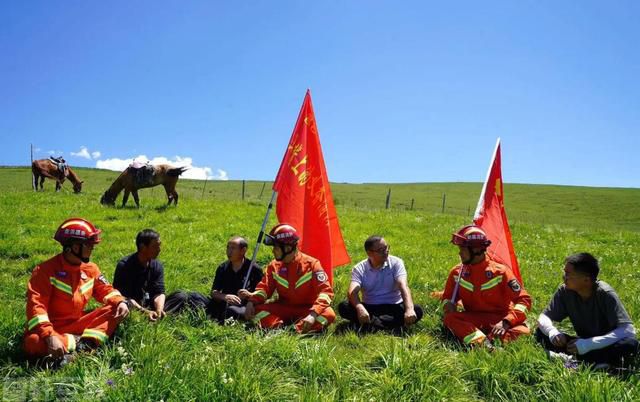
[371,245,390,255]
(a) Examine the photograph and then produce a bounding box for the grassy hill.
[1,166,639,400]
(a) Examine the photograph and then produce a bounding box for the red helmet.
[54,218,102,246]
[264,223,299,246]
[451,225,491,249]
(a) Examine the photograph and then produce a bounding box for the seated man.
[441,225,531,348]
[536,252,638,370]
[113,229,166,321]
[338,235,422,331]
[245,224,335,333]
[24,218,129,368]
[208,236,263,322]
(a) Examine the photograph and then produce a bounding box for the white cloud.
[47,150,64,155]
[71,146,101,160]
[95,155,227,181]
[212,169,228,181]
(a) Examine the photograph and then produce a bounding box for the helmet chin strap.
[70,243,90,263]
[462,247,485,264]
[275,243,296,261]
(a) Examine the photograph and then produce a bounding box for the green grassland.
[0,166,639,401]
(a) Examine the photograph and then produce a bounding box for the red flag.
[473,138,522,283]
[273,90,350,283]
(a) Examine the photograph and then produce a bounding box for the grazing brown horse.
[100,164,188,207]
[31,159,83,193]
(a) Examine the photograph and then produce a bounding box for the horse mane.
[104,170,127,198]
[66,167,81,184]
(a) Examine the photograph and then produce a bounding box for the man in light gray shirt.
[338,235,423,331]
[536,252,638,370]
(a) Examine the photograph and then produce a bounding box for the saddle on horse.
[128,162,155,187]
[48,156,68,176]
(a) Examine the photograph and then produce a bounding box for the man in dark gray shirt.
[536,252,638,370]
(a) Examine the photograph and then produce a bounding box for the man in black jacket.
[208,236,263,323]
[113,229,166,321]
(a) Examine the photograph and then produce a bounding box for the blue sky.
[1,1,638,187]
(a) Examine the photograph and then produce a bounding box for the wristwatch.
[120,298,133,308]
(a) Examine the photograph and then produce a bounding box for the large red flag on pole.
[272,90,350,283]
[473,138,522,283]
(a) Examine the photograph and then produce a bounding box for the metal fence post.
[385,188,391,209]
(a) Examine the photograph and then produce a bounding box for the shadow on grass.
[332,320,413,338]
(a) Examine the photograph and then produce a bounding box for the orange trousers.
[24,305,122,357]
[443,311,529,344]
[254,303,335,333]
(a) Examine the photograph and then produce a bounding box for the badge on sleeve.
[315,271,327,283]
[56,271,67,278]
[80,272,88,280]
[98,274,110,284]
[485,271,493,279]
[508,279,521,292]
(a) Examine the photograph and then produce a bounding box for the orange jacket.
[442,256,531,326]
[249,252,333,316]
[26,254,125,338]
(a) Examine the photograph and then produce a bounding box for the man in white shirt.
[337,235,422,331]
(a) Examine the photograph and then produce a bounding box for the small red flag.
[473,138,522,284]
[273,90,350,283]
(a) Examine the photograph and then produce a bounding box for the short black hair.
[364,235,384,251]
[136,229,160,251]
[565,252,600,280]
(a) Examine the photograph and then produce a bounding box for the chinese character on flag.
[273,90,350,283]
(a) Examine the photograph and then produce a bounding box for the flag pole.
[242,190,277,289]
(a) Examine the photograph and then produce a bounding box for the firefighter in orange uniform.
[24,218,129,366]
[243,224,335,333]
[441,225,531,347]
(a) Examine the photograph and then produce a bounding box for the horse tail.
[167,167,189,177]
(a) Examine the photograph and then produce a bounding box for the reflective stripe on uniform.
[316,315,328,326]
[463,329,486,344]
[454,275,474,292]
[254,289,267,300]
[514,303,528,316]
[480,275,503,291]
[27,314,50,330]
[272,272,289,288]
[253,310,271,324]
[66,333,76,352]
[50,277,73,295]
[81,329,108,344]
[317,293,332,304]
[103,290,122,301]
[295,271,313,288]
[80,278,94,294]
